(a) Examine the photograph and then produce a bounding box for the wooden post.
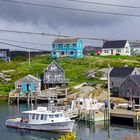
[93,110,95,123]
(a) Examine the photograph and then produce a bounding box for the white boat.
[71,98,104,111]
[5,107,75,132]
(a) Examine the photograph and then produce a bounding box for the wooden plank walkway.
[110,109,136,119]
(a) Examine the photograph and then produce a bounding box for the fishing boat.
[5,107,75,132]
[71,98,104,111]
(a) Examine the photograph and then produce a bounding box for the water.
[0,100,140,140]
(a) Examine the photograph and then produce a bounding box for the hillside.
[0,54,140,95]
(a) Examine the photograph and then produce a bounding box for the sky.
[0,0,140,51]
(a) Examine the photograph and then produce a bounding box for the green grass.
[0,54,140,95]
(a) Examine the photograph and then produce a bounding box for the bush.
[58,132,76,140]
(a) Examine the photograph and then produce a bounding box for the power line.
[0,38,51,46]
[0,41,48,51]
[0,29,70,38]
[67,0,140,10]
[2,0,140,18]
[0,29,103,41]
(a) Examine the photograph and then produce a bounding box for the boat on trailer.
[5,107,75,132]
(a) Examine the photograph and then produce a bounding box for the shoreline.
[0,95,8,100]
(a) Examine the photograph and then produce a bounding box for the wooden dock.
[8,88,68,104]
[110,108,140,124]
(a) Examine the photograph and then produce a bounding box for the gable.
[102,40,127,49]
[110,67,135,77]
[44,61,64,73]
[130,75,140,87]
[15,74,41,84]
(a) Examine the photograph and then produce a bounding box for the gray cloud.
[0,0,139,49]
[0,0,135,28]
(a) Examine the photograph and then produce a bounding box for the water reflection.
[1,101,140,140]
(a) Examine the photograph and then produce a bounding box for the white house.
[101,40,131,56]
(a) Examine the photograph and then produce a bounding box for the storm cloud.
[0,0,140,50]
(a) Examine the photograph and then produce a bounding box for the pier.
[110,108,140,124]
[8,88,67,104]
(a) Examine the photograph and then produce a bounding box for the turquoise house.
[51,38,84,59]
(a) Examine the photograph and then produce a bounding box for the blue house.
[0,49,10,61]
[51,38,84,59]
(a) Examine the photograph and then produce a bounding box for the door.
[111,49,113,55]
[29,83,35,92]
[22,83,27,93]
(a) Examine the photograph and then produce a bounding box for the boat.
[71,98,104,111]
[5,107,75,132]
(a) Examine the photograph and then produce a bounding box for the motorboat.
[71,98,104,111]
[5,107,75,132]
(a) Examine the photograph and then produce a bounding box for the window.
[49,115,54,118]
[55,114,59,118]
[70,44,73,48]
[36,114,39,120]
[70,51,74,55]
[32,114,35,120]
[61,51,65,55]
[112,81,114,86]
[116,49,121,53]
[53,51,56,55]
[41,114,44,120]
[104,50,109,53]
[125,47,129,53]
[44,115,47,120]
[17,84,22,88]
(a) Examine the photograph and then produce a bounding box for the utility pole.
[29,49,30,68]
[107,61,111,120]
[107,61,111,140]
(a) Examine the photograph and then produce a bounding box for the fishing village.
[0,38,140,140]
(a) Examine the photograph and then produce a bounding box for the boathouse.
[119,75,140,104]
[43,61,69,89]
[15,74,41,95]
[110,67,139,96]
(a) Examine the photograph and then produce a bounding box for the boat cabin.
[71,98,104,111]
[22,107,66,124]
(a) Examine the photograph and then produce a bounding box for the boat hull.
[6,120,75,132]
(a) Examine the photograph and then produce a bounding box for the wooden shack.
[43,61,69,89]
[15,74,41,95]
[119,75,140,104]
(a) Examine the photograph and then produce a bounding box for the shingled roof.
[102,40,127,49]
[52,38,79,44]
[110,67,135,77]
[130,75,140,86]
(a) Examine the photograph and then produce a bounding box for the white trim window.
[63,44,66,48]
[104,50,109,53]
[69,50,75,55]
[17,84,22,88]
[70,44,73,48]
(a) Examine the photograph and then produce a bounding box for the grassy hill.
[0,54,140,95]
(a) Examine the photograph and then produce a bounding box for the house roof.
[15,74,41,84]
[52,38,79,44]
[110,67,135,77]
[44,61,64,72]
[130,75,140,86]
[83,46,102,51]
[102,40,127,49]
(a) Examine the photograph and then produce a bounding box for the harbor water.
[0,100,140,140]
